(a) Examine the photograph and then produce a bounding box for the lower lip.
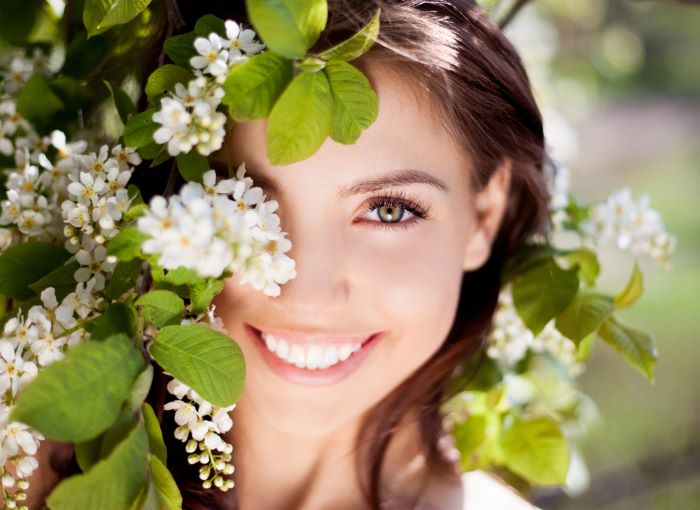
[244,324,383,387]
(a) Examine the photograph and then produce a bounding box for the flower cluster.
[137,165,296,297]
[486,284,585,376]
[161,305,236,491]
[581,188,677,269]
[0,286,96,506]
[152,21,264,157]
[0,48,49,95]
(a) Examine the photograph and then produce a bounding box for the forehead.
[222,59,472,193]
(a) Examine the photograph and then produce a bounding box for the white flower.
[153,97,193,156]
[73,244,117,291]
[111,144,141,170]
[224,20,265,64]
[67,171,106,205]
[191,34,230,77]
[50,130,87,158]
[78,145,115,176]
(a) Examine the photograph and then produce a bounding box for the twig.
[499,0,535,29]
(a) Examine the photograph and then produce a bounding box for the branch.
[498,0,535,29]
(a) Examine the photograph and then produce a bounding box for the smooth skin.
[213,59,512,509]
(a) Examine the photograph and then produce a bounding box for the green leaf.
[0,242,71,300]
[176,150,209,182]
[576,333,596,362]
[502,243,559,285]
[324,59,378,144]
[452,415,487,471]
[17,75,63,122]
[151,266,199,287]
[614,262,643,308]
[150,325,245,407]
[266,70,334,165]
[555,291,614,344]
[189,278,225,314]
[163,32,198,68]
[103,80,136,125]
[47,420,149,510]
[598,315,657,383]
[511,258,579,337]
[28,260,81,302]
[500,415,570,485]
[106,259,143,300]
[124,109,157,149]
[107,226,150,261]
[149,455,183,509]
[246,0,328,59]
[136,290,185,328]
[560,247,600,287]
[313,8,380,61]
[76,365,154,472]
[145,64,192,102]
[222,51,293,121]
[11,335,145,442]
[91,303,137,341]
[143,403,168,464]
[83,0,151,37]
[194,14,226,37]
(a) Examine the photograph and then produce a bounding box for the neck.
[226,393,435,510]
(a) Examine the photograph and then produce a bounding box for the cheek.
[354,227,467,357]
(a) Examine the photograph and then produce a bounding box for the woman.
[28,0,551,508]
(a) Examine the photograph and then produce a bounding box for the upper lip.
[248,323,379,346]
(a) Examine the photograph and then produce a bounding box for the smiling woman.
[195,1,549,508]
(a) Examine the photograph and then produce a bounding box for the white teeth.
[260,332,363,370]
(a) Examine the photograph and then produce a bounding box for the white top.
[461,470,542,510]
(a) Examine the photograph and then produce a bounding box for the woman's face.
[212,61,510,437]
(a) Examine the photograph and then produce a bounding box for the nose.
[266,221,351,315]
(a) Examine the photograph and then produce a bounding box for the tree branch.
[498,0,535,29]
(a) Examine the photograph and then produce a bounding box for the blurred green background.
[499,0,700,508]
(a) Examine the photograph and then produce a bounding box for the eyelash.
[359,190,433,231]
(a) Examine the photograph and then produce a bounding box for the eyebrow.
[211,160,449,198]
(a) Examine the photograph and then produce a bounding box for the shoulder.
[460,470,542,510]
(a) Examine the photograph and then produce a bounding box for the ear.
[462,159,512,272]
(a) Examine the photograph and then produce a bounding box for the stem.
[498,0,535,29]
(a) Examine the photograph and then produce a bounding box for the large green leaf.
[176,150,209,183]
[266,70,334,165]
[143,402,167,465]
[194,14,226,37]
[598,315,657,383]
[189,278,225,314]
[145,64,192,102]
[246,0,328,59]
[136,290,185,328]
[222,51,293,121]
[164,33,198,68]
[28,260,81,302]
[500,415,570,485]
[614,262,643,308]
[106,259,143,300]
[17,75,63,122]
[131,455,182,510]
[123,109,157,149]
[83,0,151,37]
[560,247,600,287]
[555,291,614,344]
[11,335,145,442]
[511,258,579,337]
[47,420,149,510]
[150,325,245,407]
[106,226,149,261]
[103,80,136,125]
[313,8,380,61]
[0,242,71,300]
[452,415,487,471]
[324,59,378,144]
[90,302,137,341]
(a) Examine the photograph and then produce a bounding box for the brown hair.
[50,1,552,508]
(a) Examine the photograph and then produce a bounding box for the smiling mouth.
[247,325,377,370]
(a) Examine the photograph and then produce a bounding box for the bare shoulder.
[460,470,542,510]
[414,469,542,510]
